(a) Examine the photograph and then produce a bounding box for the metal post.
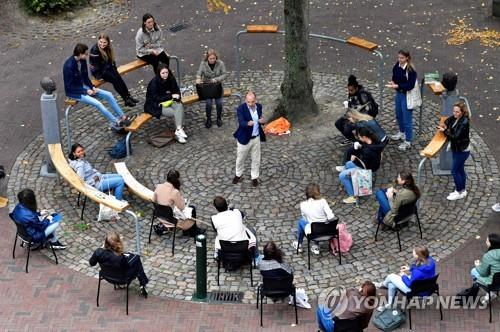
[170,56,182,88]
[373,49,384,112]
[192,234,207,301]
[235,30,246,87]
[125,209,141,254]
[40,77,61,177]
[65,105,73,154]
[416,158,427,210]
[418,77,425,136]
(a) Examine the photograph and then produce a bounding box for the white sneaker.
[493,203,500,212]
[335,166,345,172]
[390,132,405,140]
[481,293,497,305]
[446,191,461,201]
[459,190,468,199]
[176,135,187,144]
[377,303,392,312]
[175,128,187,139]
[292,241,302,253]
[397,141,411,151]
[311,245,320,255]
[373,282,384,288]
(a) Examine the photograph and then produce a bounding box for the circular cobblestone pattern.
[7,71,499,303]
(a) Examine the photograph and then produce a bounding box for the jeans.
[162,102,185,129]
[395,91,413,142]
[375,189,391,223]
[97,174,125,200]
[383,273,411,305]
[339,161,362,197]
[101,68,131,101]
[316,305,335,332]
[44,220,61,242]
[76,87,124,124]
[246,226,260,258]
[471,267,480,280]
[205,98,223,119]
[452,151,470,192]
[296,217,309,245]
[138,52,170,74]
[335,116,356,141]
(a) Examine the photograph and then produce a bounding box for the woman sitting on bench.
[136,13,170,74]
[69,143,125,200]
[89,33,139,107]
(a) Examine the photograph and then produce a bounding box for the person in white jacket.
[293,183,335,255]
[211,196,258,259]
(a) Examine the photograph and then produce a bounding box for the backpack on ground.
[455,283,480,306]
[109,137,131,159]
[330,223,353,255]
[146,129,175,148]
[373,308,406,331]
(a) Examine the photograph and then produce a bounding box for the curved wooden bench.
[114,162,154,202]
[91,59,148,88]
[419,117,448,159]
[246,25,279,33]
[346,37,378,51]
[48,143,129,212]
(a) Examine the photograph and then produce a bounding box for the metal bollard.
[40,77,61,177]
[192,234,207,301]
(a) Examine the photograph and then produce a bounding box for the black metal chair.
[477,272,500,323]
[299,218,341,270]
[398,274,443,330]
[10,214,58,273]
[256,274,298,327]
[217,240,254,286]
[96,263,138,315]
[76,192,87,220]
[333,316,364,332]
[148,203,178,255]
[375,201,423,251]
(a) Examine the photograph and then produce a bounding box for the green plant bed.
[22,0,86,16]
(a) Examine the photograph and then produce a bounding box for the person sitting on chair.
[374,171,420,229]
[89,231,149,298]
[293,183,335,255]
[470,233,500,304]
[10,188,67,250]
[69,143,125,200]
[211,196,259,260]
[153,169,205,237]
[258,241,292,278]
[317,280,376,332]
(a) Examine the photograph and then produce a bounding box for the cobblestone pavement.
[6,71,499,306]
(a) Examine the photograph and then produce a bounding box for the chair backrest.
[394,201,417,223]
[153,203,177,224]
[98,262,133,285]
[489,272,500,291]
[9,213,33,242]
[310,218,339,240]
[408,273,439,296]
[262,274,294,297]
[219,240,250,270]
[334,316,364,332]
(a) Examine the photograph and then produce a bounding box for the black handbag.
[196,82,223,100]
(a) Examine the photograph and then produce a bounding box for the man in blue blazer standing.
[233,91,266,187]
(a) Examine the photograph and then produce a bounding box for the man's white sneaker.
[175,128,188,138]
[446,191,461,201]
[176,135,187,144]
[397,141,411,151]
[335,166,345,172]
[390,132,405,140]
[493,203,500,212]
[311,245,320,255]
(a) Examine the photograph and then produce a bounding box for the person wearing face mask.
[196,49,228,128]
[136,13,170,74]
[144,63,187,143]
[89,33,139,107]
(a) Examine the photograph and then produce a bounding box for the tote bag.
[406,79,422,110]
[351,157,372,196]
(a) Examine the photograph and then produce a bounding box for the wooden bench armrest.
[114,162,154,202]
[125,113,153,132]
[117,59,147,76]
[246,25,279,33]
[346,37,378,51]
[426,82,445,95]
[420,132,447,158]
[48,143,129,212]
[64,98,78,106]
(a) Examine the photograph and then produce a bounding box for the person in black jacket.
[438,102,471,200]
[89,34,139,107]
[89,231,149,298]
[335,75,378,142]
[338,127,385,204]
[144,63,187,143]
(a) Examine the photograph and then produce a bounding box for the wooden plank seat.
[419,117,448,159]
[246,25,279,33]
[114,162,154,202]
[48,143,129,212]
[346,37,378,51]
[91,59,148,88]
[426,82,445,96]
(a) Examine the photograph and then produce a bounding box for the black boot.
[129,95,139,104]
[216,106,223,127]
[124,96,136,107]
[205,118,212,129]
[205,105,212,129]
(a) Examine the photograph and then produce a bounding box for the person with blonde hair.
[89,231,149,298]
[90,33,139,107]
[292,183,335,254]
[196,49,228,128]
[438,101,471,200]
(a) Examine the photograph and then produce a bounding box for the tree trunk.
[274,0,318,122]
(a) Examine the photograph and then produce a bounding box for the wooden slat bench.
[114,162,154,202]
[246,24,279,33]
[420,117,448,159]
[90,59,148,88]
[346,37,378,51]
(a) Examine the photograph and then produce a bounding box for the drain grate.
[208,291,244,303]
[169,23,190,33]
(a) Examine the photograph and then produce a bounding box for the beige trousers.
[235,137,261,179]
